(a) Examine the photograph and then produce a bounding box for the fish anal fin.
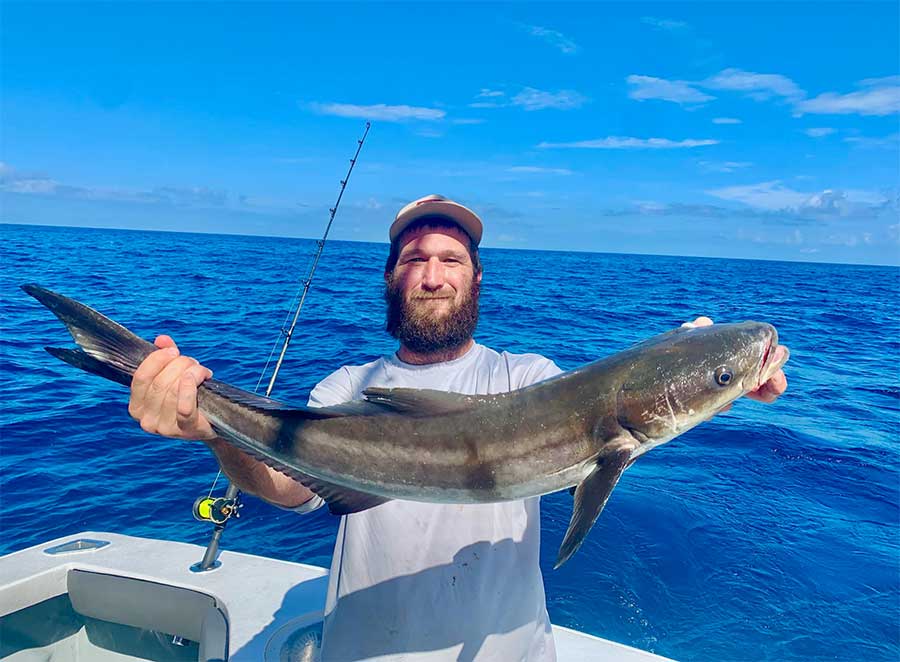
[45,346,134,387]
[362,387,483,416]
[555,438,638,569]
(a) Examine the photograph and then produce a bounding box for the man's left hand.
[685,316,788,405]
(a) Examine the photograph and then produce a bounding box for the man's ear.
[476,269,483,284]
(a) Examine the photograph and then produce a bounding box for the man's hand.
[128,335,216,440]
[684,316,788,406]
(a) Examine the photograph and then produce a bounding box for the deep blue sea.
[1,223,898,661]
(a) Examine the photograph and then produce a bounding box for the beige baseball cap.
[390,194,484,246]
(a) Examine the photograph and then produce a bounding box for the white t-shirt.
[305,342,562,662]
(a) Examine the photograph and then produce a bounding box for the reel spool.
[192,496,241,525]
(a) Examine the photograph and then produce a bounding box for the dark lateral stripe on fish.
[22,283,789,566]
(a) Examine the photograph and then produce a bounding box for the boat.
[0,531,674,661]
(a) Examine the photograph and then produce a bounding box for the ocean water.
[1,223,897,661]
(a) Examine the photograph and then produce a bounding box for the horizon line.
[2,221,897,270]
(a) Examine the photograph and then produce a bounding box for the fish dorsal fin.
[555,437,638,568]
[362,387,483,416]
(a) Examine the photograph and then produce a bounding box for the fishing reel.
[192,494,242,525]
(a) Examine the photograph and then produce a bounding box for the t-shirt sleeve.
[505,352,563,390]
[308,366,357,408]
[278,367,356,515]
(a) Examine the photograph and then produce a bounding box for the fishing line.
[251,246,320,394]
[192,122,371,572]
[205,256,312,494]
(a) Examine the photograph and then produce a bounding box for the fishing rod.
[191,121,371,572]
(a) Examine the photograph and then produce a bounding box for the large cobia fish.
[23,284,789,567]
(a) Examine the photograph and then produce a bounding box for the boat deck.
[0,532,672,661]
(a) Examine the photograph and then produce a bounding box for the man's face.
[384,225,482,353]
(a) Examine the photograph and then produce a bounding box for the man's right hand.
[128,335,216,441]
[128,336,316,508]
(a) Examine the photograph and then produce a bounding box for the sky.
[1,2,898,265]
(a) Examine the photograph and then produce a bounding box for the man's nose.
[422,257,445,290]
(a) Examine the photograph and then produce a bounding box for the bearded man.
[128,194,787,661]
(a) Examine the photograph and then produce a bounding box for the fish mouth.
[757,332,790,388]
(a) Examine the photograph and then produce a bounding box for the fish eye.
[715,367,734,386]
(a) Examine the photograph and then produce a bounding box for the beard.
[384,275,480,354]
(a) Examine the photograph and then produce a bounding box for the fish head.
[615,322,789,449]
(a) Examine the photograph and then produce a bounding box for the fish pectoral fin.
[272,464,390,515]
[555,439,637,569]
[308,479,390,516]
[362,387,482,416]
[206,427,390,516]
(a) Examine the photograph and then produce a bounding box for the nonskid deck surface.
[0,533,673,661]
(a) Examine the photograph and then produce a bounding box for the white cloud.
[308,102,445,122]
[0,164,72,195]
[522,25,579,54]
[511,87,587,111]
[149,186,229,207]
[844,133,900,149]
[804,127,836,137]
[736,227,808,247]
[539,136,718,149]
[495,232,526,243]
[707,181,816,210]
[824,232,865,247]
[2,177,60,194]
[829,188,892,206]
[452,118,486,125]
[698,161,753,173]
[794,77,900,116]
[609,193,894,224]
[507,166,573,175]
[625,69,898,119]
[859,75,900,87]
[0,163,306,213]
[889,223,900,242]
[627,75,714,104]
[415,128,444,138]
[703,68,805,102]
[706,180,890,216]
[470,86,587,112]
[641,16,689,31]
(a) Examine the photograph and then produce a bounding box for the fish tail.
[22,284,157,387]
